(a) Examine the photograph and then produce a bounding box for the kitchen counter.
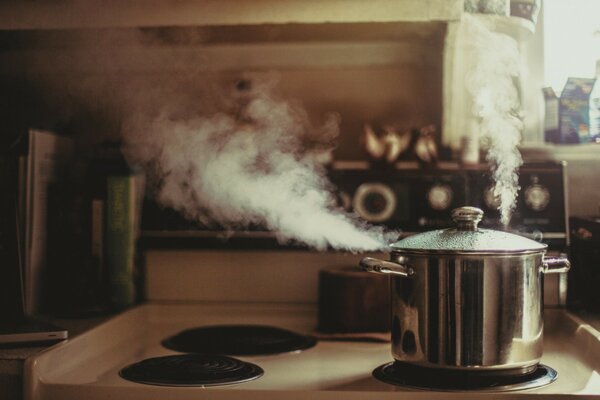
[0,316,108,400]
[573,310,600,334]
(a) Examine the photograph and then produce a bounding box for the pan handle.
[360,257,415,278]
[541,256,571,274]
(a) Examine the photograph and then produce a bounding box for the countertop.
[572,310,600,333]
[0,315,108,400]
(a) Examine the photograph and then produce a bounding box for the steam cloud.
[462,14,523,225]
[123,75,396,251]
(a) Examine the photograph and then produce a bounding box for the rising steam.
[462,14,523,225]
[123,75,396,251]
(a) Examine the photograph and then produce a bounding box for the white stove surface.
[24,302,600,399]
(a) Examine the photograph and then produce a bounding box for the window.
[544,0,600,95]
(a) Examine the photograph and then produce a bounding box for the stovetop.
[24,303,600,399]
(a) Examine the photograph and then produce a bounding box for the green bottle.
[104,144,136,310]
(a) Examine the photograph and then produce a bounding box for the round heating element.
[162,324,317,356]
[373,362,558,392]
[119,354,263,386]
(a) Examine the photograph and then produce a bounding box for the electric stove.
[21,249,599,398]
[23,302,600,399]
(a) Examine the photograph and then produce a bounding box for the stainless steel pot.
[360,206,570,373]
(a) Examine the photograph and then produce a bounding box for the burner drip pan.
[163,324,317,356]
[373,362,557,392]
[119,354,263,387]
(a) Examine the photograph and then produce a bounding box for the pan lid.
[389,206,547,255]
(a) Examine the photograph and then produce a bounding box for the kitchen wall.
[1,5,598,221]
[0,22,444,161]
[0,6,456,314]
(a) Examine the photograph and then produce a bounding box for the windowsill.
[520,142,600,161]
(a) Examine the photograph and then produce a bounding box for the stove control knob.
[427,184,453,211]
[483,185,501,210]
[524,184,550,211]
[352,183,396,223]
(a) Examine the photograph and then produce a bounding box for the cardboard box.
[559,77,599,143]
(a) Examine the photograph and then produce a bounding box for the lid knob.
[451,206,484,231]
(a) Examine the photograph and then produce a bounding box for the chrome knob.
[524,184,550,211]
[427,184,453,211]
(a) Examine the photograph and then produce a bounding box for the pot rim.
[389,247,547,257]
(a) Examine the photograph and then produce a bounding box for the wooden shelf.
[0,0,462,31]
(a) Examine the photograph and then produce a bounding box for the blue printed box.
[559,77,599,143]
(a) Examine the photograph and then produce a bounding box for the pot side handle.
[541,256,571,274]
[360,257,415,278]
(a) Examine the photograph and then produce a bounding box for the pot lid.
[390,207,547,255]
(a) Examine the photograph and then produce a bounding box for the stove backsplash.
[143,248,568,307]
[141,161,568,248]
[142,161,569,308]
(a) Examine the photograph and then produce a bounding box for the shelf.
[0,0,462,31]
[520,143,600,161]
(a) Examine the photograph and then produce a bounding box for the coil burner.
[373,362,558,392]
[119,354,263,387]
[162,324,317,356]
